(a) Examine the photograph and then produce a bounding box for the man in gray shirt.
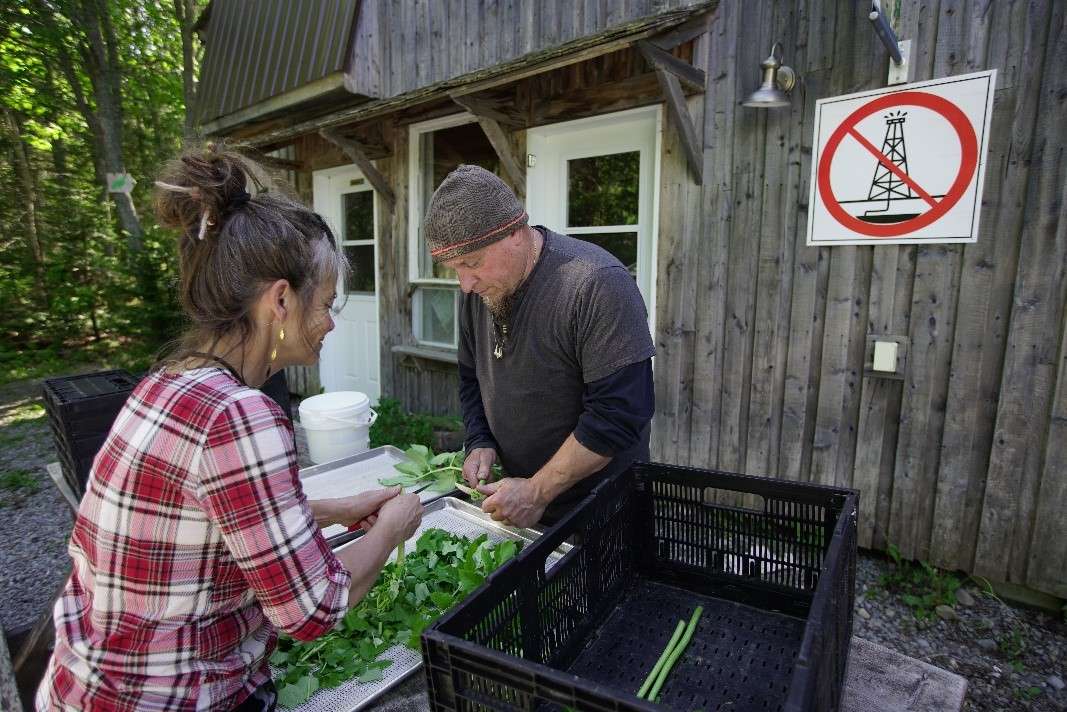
[423,165,655,527]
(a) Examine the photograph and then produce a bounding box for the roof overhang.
[235,1,716,150]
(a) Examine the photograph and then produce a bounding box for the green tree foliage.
[0,0,199,382]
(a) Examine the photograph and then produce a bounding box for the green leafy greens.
[271,528,519,708]
[379,445,502,501]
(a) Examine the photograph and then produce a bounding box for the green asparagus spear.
[637,620,686,699]
[648,606,704,702]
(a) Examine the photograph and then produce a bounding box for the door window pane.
[418,287,456,345]
[343,191,374,242]
[567,151,640,227]
[418,122,503,280]
[571,232,638,275]
[344,245,376,293]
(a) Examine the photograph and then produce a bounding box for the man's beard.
[481,292,514,320]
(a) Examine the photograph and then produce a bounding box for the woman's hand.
[373,493,423,546]
[309,487,402,532]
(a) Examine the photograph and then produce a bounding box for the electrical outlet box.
[864,335,908,380]
[873,341,898,372]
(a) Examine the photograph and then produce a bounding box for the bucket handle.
[313,407,378,428]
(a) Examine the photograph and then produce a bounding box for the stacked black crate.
[41,370,139,498]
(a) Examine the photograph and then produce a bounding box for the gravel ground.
[1,376,1065,710]
[854,554,1067,710]
[0,378,76,637]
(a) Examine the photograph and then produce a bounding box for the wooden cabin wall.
[651,0,1067,597]
[347,0,707,99]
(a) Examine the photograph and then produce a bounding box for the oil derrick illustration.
[860,110,921,223]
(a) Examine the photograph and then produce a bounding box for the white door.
[525,106,661,329]
[313,165,381,401]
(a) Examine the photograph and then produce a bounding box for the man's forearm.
[530,433,611,504]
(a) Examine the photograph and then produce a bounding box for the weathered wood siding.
[346,0,707,98]
[289,0,1066,596]
[651,0,1067,597]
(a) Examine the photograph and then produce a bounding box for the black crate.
[422,463,858,712]
[42,370,139,496]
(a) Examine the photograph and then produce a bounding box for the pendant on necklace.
[493,343,504,359]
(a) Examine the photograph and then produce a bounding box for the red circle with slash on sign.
[817,90,979,238]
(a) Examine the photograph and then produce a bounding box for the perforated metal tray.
[278,497,570,712]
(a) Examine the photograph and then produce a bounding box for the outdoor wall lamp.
[742,42,797,109]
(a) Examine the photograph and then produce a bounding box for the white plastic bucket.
[298,391,378,464]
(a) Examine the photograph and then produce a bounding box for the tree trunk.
[2,108,51,310]
[78,0,144,254]
[174,0,199,138]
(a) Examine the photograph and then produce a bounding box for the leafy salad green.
[379,445,502,501]
[271,528,519,708]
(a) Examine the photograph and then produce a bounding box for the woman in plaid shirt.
[36,145,423,712]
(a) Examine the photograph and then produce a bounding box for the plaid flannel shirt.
[37,368,351,711]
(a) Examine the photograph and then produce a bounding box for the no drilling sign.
[807,71,995,246]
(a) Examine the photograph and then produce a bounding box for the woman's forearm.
[307,498,344,528]
[333,527,396,605]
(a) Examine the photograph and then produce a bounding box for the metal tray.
[298,445,445,539]
[278,497,570,712]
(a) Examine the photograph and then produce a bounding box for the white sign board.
[806,70,995,246]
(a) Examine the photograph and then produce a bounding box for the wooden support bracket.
[647,11,713,51]
[637,40,706,92]
[319,128,396,212]
[638,16,708,186]
[449,94,527,198]
[650,66,703,184]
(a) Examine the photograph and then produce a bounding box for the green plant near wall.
[870,543,962,621]
[369,398,460,450]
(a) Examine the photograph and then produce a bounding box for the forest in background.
[0,0,203,383]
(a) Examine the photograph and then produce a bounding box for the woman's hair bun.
[154,142,254,241]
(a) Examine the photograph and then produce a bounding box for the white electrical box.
[873,341,898,372]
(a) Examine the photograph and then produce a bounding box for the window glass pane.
[571,232,638,276]
[344,245,376,293]
[418,122,503,280]
[343,190,374,242]
[567,151,640,228]
[419,287,456,345]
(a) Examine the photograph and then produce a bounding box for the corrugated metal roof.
[196,0,359,124]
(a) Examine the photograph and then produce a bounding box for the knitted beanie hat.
[423,164,528,262]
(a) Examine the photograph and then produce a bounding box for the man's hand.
[477,478,547,528]
[462,447,497,488]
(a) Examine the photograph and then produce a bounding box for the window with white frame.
[408,114,505,348]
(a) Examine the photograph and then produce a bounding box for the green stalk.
[396,539,406,568]
[637,619,686,699]
[648,606,703,702]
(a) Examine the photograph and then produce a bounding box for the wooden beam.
[637,40,706,92]
[530,70,701,128]
[647,12,713,51]
[448,92,525,127]
[450,96,527,197]
[253,153,305,171]
[652,66,703,184]
[318,128,396,212]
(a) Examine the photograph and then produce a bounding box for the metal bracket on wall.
[887,39,912,86]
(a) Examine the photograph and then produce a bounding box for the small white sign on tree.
[106,172,136,194]
[806,70,996,246]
